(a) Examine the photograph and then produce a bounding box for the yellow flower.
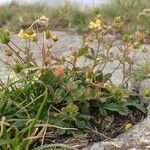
[18,28,37,41]
[125,123,132,130]
[89,18,101,29]
[18,29,27,39]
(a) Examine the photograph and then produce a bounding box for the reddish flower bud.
[53,65,64,77]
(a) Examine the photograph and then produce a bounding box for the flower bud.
[53,65,64,77]
[12,62,24,73]
[135,31,144,44]
[144,88,150,97]
[114,16,123,29]
[52,35,58,42]
[122,34,130,43]
[133,42,140,49]
[44,30,51,39]
[0,29,10,44]
[5,48,13,57]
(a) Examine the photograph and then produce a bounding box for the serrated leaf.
[56,128,67,135]
[111,86,123,97]
[103,101,129,115]
[75,119,87,128]
[62,103,79,118]
[126,100,146,114]
[14,119,28,127]
[53,88,64,104]
[77,114,91,120]
[71,130,85,139]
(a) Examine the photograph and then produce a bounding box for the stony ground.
[0,31,150,150]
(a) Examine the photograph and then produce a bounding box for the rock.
[139,78,150,104]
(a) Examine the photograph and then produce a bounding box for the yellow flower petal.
[18,29,37,40]
[95,19,101,27]
[18,29,26,39]
[89,22,95,29]
[31,32,37,39]
[89,19,101,29]
[125,123,132,130]
[24,33,30,39]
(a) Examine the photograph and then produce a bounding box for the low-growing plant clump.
[0,15,148,150]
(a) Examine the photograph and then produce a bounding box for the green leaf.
[0,29,10,44]
[0,139,12,146]
[95,70,103,82]
[86,55,94,60]
[111,86,123,97]
[0,99,8,114]
[90,48,95,57]
[75,119,87,128]
[40,69,58,87]
[144,88,150,97]
[127,100,146,114]
[56,128,67,135]
[77,45,89,57]
[99,105,108,117]
[71,130,85,139]
[103,73,112,82]
[103,101,129,115]
[14,119,28,127]
[77,114,91,120]
[12,62,24,74]
[80,102,90,115]
[122,34,130,43]
[53,88,64,104]
[12,127,19,150]
[62,103,79,118]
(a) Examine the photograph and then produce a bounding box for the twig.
[36,124,77,131]
[7,44,25,63]
[10,40,25,54]
[87,127,113,141]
